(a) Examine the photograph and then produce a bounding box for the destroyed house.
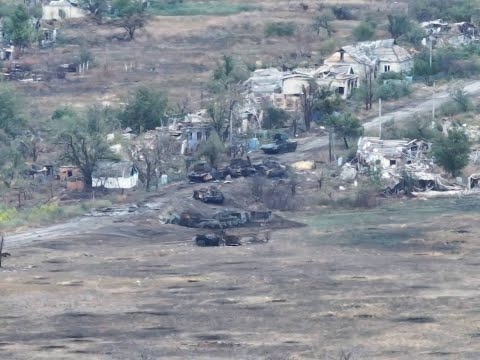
[92,161,139,189]
[293,65,358,99]
[421,20,477,48]
[324,39,413,77]
[356,137,430,170]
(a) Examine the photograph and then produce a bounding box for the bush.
[263,106,289,129]
[332,6,355,20]
[352,21,375,41]
[265,22,296,37]
[197,131,225,166]
[433,128,470,177]
[376,81,411,100]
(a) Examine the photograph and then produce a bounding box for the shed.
[92,161,139,189]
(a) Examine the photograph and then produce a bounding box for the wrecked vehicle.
[260,133,297,155]
[193,232,241,247]
[193,186,225,204]
[187,161,222,183]
[254,158,289,178]
[224,158,257,178]
[171,208,251,229]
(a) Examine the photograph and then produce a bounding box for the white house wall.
[42,4,86,20]
[92,174,139,189]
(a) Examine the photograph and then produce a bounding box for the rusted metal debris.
[193,186,225,204]
[192,230,270,247]
[188,158,288,183]
[168,208,272,229]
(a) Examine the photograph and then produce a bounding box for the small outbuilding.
[92,161,139,189]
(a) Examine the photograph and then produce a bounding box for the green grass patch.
[149,1,259,16]
[0,199,112,231]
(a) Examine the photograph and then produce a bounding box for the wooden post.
[0,234,4,268]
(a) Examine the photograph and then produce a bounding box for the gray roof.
[340,39,412,65]
[246,68,283,94]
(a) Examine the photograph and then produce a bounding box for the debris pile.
[192,230,270,247]
[354,136,459,195]
[166,206,273,229]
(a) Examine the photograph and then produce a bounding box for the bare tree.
[131,134,179,191]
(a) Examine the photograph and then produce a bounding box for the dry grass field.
[2,180,480,359]
[16,0,395,117]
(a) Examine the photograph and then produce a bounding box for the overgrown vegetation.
[265,21,296,37]
[149,0,258,16]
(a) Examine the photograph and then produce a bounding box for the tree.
[197,131,225,166]
[207,55,247,141]
[263,106,289,129]
[0,84,26,138]
[113,0,147,40]
[311,10,335,37]
[79,0,108,22]
[119,86,168,133]
[433,128,470,177]
[0,135,27,190]
[301,84,344,131]
[387,14,410,39]
[54,106,118,188]
[131,134,178,191]
[352,21,375,41]
[323,113,364,149]
[3,5,35,58]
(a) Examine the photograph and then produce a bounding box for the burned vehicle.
[224,158,257,178]
[187,161,222,183]
[193,232,241,247]
[172,208,251,229]
[254,158,288,178]
[193,186,225,204]
[260,133,297,155]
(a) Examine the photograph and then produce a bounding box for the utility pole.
[432,81,436,123]
[429,35,433,69]
[379,98,382,139]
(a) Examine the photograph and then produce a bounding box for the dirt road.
[292,80,480,155]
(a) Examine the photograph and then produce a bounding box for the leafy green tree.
[323,113,364,149]
[79,0,108,22]
[401,22,425,46]
[54,106,118,188]
[352,21,375,41]
[387,14,410,39]
[263,106,289,129]
[113,0,147,39]
[119,86,168,133]
[0,84,26,138]
[433,128,470,177]
[197,131,225,166]
[3,5,35,58]
[0,133,26,190]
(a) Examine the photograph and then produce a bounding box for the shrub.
[352,21,375,41]
[265,22,296,37]
[433,128,470,177]
[376,81,411,100]
[197,131,225,166]
[263,106,289,129]
[332,6,355,20]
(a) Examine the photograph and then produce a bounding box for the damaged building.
[355,137,457,194]
[324,39,414,77]
[421,20,478,48]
